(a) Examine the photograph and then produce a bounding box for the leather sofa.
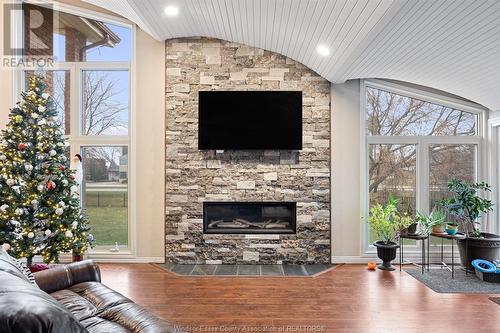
[0,254,181,333]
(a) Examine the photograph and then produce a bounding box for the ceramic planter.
[373,241,399,271]
[432,224,446,233]
[457,233,500,271]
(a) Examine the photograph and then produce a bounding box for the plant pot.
[404,223,418,235]
[373,241,399,271]
[72,251,83,262]
[457,233,500,271]
[432,225,446,234]
[445,224,458,235]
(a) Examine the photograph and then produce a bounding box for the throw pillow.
[0,245,37,286]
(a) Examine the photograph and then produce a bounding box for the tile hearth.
[158,263,334,277]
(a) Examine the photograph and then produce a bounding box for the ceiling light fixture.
[164,5,179,17]
[316,44,330,56]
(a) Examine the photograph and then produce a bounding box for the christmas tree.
[0,75,93,264]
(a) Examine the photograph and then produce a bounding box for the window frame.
[12,3,136,258]
[360,79,487,254]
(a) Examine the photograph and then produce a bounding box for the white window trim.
[360,79,488,255]
[12,4,137,258]
[487,114,500,235]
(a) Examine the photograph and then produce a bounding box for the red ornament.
[46,180,56,190]
[69,175,75,180]
[59,165,65,171]
[18,143,27,150]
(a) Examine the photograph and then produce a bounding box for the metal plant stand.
[429,232,466,279]
[399,233,428,274]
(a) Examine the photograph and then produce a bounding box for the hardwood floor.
[99,263,500,333]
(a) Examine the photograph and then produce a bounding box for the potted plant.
[445,223,459,235]
[441,179,500,271]
[368,196,413,271]
[415,209,446,236]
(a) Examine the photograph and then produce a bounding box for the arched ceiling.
[84,0,500,110]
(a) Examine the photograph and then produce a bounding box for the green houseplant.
[441,179,500,270]
[415,209,446,236]
[368,196,413,270]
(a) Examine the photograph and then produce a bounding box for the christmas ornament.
[18,143,26,150]
[37,106,46,112]
[42,93,50,99]
[59,201,66,207]
[6,179,16,186]
[0,155,6,161]
[62,179,69,186]
[0,204,9,212]
[71,221,78,229]
[14,208,23,216]
[24,164,33,171]
[55,207,64,215]
[70,185,78,193]
[65,231,73,238]
[31,113,39,119]
[27,232,35,239]
[37,184,44,192]
[46,181,56,190]
[72,154,83,184]
[49,150,56,157]
[44,229,51,236]
[31,199,38,207]
[14,115,23,123]
[59,165,65,171]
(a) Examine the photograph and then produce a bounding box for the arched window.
[363,80,484,248]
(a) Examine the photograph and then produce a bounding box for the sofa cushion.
[51,281,178,333]
[0,271,88,333]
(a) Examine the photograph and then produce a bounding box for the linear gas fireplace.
[203,202,296,234]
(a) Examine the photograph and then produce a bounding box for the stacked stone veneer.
[165,38,331,264]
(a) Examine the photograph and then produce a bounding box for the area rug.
[405,268,500,294]
[489,297,500,305]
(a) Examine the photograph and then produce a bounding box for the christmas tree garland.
[0,75,93,264]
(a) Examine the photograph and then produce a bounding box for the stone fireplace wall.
[165,38,331,264]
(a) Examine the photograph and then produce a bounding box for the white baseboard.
[332,256,378,264]
[333,253,461,264]
[88,256,164,263]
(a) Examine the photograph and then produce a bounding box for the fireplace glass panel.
[203,202,296,234]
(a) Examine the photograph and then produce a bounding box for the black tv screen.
[198,91,302,150]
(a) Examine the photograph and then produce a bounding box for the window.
[83,146,128,247]
[368,144,416,243]
[81,70,129,136]
[20,4,132,252]
[364,81,483,249]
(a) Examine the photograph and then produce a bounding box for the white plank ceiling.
[84,0,500,110]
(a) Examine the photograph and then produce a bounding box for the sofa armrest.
[34,260,101,294]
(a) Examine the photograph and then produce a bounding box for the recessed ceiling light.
[164,5,179,17]
[316,44,330,56]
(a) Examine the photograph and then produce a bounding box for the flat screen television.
[198,91,302,150]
